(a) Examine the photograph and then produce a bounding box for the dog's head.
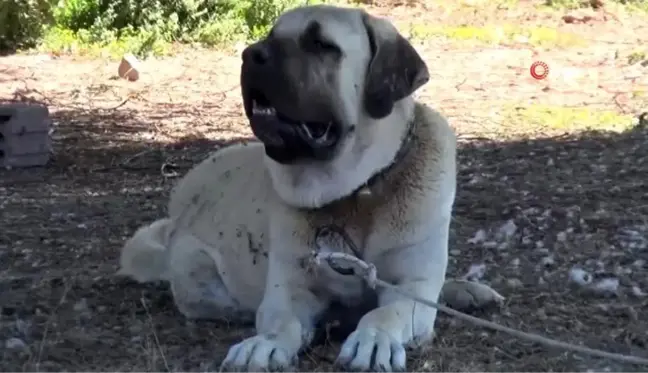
[240,5,429,207]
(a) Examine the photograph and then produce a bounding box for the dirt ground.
[1,0,648,371]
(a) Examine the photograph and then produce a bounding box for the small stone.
[118,53,140,82]
[591,277,619,296]
[569,267,592,286]
[5,337,27,350]
[463,263,487,281]
[14,319,30,335]
[631,285,646,297]
[562,14,577,23]
[73,299,93,320]
[541,256,555,267]
[73,298,89,313]
[467,229,487,244]
[506,278,523,288]
[561,10,596,24]
[498,220,517,239]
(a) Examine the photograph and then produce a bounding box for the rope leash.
[308,250,648,366]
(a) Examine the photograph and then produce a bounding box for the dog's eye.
[312,38,338,53]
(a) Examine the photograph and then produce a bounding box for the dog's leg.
[166,234,254,323]
[220,251,328,371]
[336,226,450,372]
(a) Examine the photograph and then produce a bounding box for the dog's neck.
[352,114,417,199]
[265,98,417,209]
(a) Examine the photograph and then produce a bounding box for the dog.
[117,5,502,371]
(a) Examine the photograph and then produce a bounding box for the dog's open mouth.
[247,90,337,147]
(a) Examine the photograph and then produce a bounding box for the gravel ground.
[1,1,647,371]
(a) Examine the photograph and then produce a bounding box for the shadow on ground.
[1,102,647,372]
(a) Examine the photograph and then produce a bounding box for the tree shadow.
[0,98,254,181]
[1,99,647,372]
[0,47,18,57]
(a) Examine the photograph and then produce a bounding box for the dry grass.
[406,24,587,48]
[1,0,648,371]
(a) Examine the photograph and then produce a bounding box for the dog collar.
[354,117,417,199]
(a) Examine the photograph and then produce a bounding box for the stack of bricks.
[0,103,52,168]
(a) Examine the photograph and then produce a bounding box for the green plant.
[3,0,336,56]
[51,0,100,30]
[543,0,587,9]
[191,0,324,43]
[51,0,317,51]
[407,23,586,48]
[0,0,54,52]
[504,104,635,133]
[627,49,646,65]
[244,0,301,40]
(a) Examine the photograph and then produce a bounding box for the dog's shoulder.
[377,102,457,227]
[168,141,268,217]
[414,102,457,164]
[390,102,456,194]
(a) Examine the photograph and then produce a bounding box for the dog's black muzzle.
[240,40,346,165]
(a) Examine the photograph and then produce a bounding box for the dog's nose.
[242,43,270,65]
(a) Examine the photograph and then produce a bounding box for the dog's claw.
[336,328,406,372]
[219,335,293,372]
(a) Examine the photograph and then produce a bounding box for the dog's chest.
[310,224,370,305]
[303,196,399,306]
[306,204,382,306]
[312,266,372,308]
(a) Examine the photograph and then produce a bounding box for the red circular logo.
[530,61,549,80]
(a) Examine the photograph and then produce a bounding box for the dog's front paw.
[220,335,294,372]
[336,328,406,372]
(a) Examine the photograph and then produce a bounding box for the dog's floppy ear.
[361,12,429,119]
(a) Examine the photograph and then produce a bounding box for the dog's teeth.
[300,122,314,139]
[252,102,276,116]
[317,122,332,138]
[315,122,332,143]
[301,122,332,143]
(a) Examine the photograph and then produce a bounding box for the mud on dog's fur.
[118,5,501,372]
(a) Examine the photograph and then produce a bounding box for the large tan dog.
[118,5,500,372]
